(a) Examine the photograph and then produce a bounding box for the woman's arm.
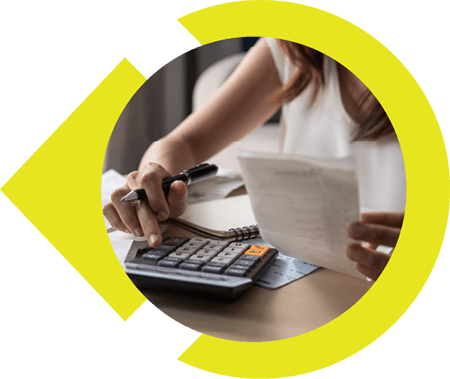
[104,38,283,246]
[140,37,282,174]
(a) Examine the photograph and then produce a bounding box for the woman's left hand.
[347,212,404,280]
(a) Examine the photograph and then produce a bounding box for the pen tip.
[120,192,138,202]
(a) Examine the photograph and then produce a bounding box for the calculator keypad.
[142,238,270,275]
[126,237,279,300]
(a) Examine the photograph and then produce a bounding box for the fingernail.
[157,211,168,222]
[349,223,365,238]
[134,227,144,237]
[149,234,159,246]
[348,247,362,261]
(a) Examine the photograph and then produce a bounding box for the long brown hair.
[274,40,394,141]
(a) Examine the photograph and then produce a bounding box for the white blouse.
[266,38,406,212]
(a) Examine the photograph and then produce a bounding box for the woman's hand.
[103,163,189,247]
[347,212,404,280]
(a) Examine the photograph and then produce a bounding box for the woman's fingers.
[348,221,400,247]
[134,200,162,247]
[102,202,130,234]
[347,243,390,269]
[355,263,384,281]
[105,184,163,246]
[346,211,403,280]
[167,180,189,218]
[347,243,391,280]
[138,164,171,222]
[361,212,404,228]
[110,187,144,237]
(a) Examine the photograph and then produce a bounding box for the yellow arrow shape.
[1,58,146,321]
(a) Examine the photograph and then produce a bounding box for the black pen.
[120,163,218,202]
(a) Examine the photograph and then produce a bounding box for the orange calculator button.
[245,245,270,258]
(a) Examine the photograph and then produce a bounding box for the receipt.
[239,151,364,279]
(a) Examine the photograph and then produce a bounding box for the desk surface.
[141,222,372,342]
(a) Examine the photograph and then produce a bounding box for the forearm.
[139,137,197,175]
[173,39,281,164]
[140,38,281,174]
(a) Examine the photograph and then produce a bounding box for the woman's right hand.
[103,163,189,247]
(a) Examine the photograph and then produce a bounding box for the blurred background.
[103,37,280,174]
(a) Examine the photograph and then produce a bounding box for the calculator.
[125,236,279,300]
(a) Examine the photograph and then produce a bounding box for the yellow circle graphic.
[174,1,449,377]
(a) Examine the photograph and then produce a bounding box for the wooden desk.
[141,222,372,342]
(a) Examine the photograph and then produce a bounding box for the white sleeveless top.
[266,38,406,212]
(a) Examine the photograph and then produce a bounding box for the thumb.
[167,180,189,218]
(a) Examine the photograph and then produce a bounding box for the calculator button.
[163,256,184,263]
[223,246,247,254]
[190,238,208,243]
[175,246,199,254]
[195,249,217,256]
[210,256,234,266]
[190,253,213,262]
[179,262,202,271]
[202,265,225,274]
[229,264,250,272]
[189,238,210,247]
[225,268,247,277]
[153,245,177,253]
[193,249,219,258]
[183,242,206,249]
[217,251,240,259]
[245,245,270,258]
[144,247,173,257]
[142,253,164,262]
[238,255,261,262]
[228,242,249,249]
[162,237,190,247]
[158,260,180,268]
[169,252,192,260]
[233,259,257,268]
[203,245,225,252]
[205,262,228,269]
[184,259,206,265]
[208,240,229,247]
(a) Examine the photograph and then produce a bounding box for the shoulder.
[264,38,296,84]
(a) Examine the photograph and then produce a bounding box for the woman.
[103,38,405,280]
